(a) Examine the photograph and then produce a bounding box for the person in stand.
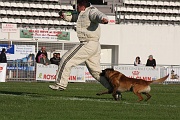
[50,53,61,65]
[49,0,114,97]
[55,53,61,65]
[0,48,7,63]
[50,53,57,64]
[35,46,48,63]
[134,56,142,66]
[146,55,156,68]
[40,53,51,66]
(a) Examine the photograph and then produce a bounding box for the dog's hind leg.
[133,86,144,101]
[142,92,151,101]
[135,93,144,102]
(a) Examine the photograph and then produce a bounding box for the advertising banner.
[85,68,96,81]
[166,67,180,82]
[0,44,35,71]
[2,23,17,33]
[36,63,85,82]
[85,65,113,81]
[0,63,7,82]
[114,66,161,81]
[0,44,35,60]
[20,29,70,41]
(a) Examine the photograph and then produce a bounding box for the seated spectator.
[50,53,57,64]
[35,46,48,63]
[40,53,51,66]
[50,53,61,65]
[134,56,142,66]
[55,53,61,65]
[146,55,156,68]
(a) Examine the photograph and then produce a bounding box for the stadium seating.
[0,0,179,29]
[114,0,180,25]
[0,0,76,29]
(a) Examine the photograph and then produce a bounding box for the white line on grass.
[0,93,177,108]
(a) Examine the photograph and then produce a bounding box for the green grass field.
[0,82,179,120]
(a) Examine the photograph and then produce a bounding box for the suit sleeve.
[89,8,108,23]
[71,11,78,22]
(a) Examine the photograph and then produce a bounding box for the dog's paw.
[113,94,121,101]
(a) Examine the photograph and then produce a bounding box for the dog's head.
[100,68,115,78]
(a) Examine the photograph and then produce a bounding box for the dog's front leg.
[112,87,120,101]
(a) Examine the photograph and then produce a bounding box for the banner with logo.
[166,67,180,82]
[0,63,7,82]
[0,44,35,61]
[36,63,85,82]
[2,23,17,33]
[20,29,70,41]
[0,44,35,71]
[85,65,113,81]
[114,66,161,81]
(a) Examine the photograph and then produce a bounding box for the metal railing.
[5,61,180,84]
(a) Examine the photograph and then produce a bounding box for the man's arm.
[89,7,109,24]
[60,10,78,22]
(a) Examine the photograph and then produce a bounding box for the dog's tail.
[152,74,169,84]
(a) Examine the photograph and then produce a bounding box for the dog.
[97,68,169,101]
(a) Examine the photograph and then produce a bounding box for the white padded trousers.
[56,41,103,89]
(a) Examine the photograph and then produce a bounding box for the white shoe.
[49,84,65,91]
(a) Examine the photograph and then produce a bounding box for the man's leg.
[49,44,84,90]
[49,41,101,90]
[85,42,113,91]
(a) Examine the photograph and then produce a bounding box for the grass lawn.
[0,82,179,120]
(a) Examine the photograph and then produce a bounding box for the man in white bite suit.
[49,0,113,94]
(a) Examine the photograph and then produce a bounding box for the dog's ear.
[100,70,105,76]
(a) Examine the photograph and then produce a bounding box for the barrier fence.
[0,62,180,84]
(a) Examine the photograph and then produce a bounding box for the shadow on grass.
[0,91,44,98]
[0,90,125,102]
[73,95,114,101]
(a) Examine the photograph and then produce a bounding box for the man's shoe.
[49,84,65,91]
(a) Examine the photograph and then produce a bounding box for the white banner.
[166,67,180,82]
[85,66,113,81]
[36,63,85,82]
[114,66,161,81]
[2,23,17,33]
[85,68,96,81]
[0,63,7,82]
[10,45,35,60]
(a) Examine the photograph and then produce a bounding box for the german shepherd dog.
[97,68,169,101]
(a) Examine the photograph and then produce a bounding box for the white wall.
[0,24,180,65]
[100,24,180,65]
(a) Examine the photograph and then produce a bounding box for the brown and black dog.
[97,68,169,101]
